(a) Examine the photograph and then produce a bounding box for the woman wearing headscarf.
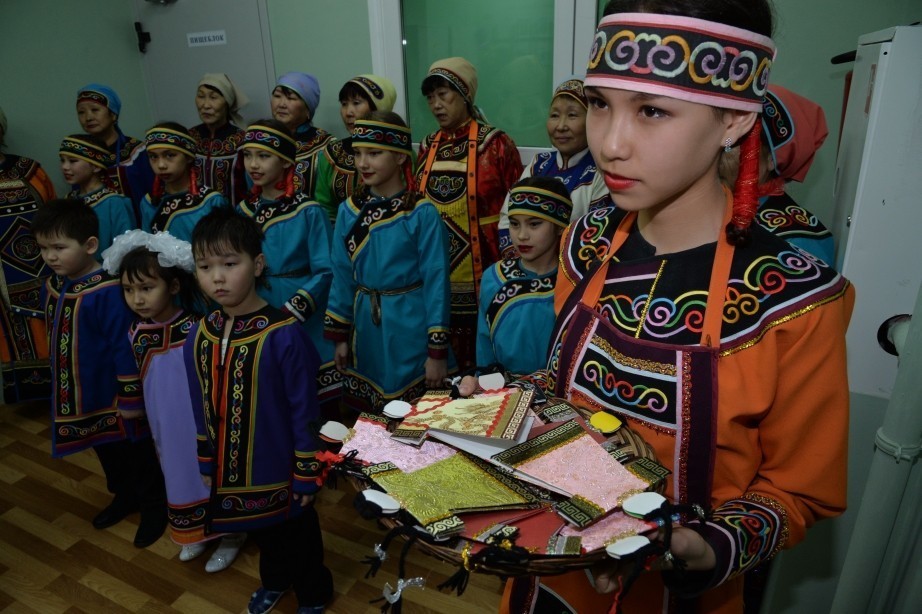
[498,77,609,255]
[270,72,333,198]
[189,73,249,205]
[416,57,524,371]
[75,83,154,216]
[754,85,835,264]
[0,106,55,402]
[313,74,397,221]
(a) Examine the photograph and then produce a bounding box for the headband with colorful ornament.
[507,184,573,228]
[240,122,297,165]
[59,135,114,170]
[145,127,198,158]
[345,119,413,156]
[585,13,775,112]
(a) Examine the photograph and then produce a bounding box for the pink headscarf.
[761,85,828,183]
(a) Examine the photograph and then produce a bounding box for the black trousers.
[93,437,166,516]
[249,506,333,607]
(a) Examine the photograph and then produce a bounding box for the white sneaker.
[179,543,208,561]
[205,533,247,573]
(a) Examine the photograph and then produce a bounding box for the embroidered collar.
[437,119,475,140]
[554,147,591,170]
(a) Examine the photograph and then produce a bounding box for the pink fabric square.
[341,418,456,472]
[559,511,653,552]
[517,433,648,510]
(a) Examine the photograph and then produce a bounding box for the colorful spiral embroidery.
[587,14,775,112]
[710,497,782,577]
[580,360,669,412]
[226,345,248,483]
[221,488,289,512]
[350,120,412,155]
[59,136,114,169]
[145,128,197,157]
[234,315,269,334]
[241,125,297,164]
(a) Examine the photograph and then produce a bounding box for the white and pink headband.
[585,13,776,112]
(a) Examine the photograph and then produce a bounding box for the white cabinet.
[832,25,922,399]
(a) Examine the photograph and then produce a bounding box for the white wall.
[0,0,154,196]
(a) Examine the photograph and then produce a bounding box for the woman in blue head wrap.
[75,83,154,217]
[270,72,334,197]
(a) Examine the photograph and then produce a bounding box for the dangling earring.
[723,138,733,153]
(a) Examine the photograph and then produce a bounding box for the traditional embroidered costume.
[190,73,249,205]
[141,189,228,242]
[190,122,247,205]
[498,79,608,255]
[237,122,340,414]
[513,205,853,613]
[76,84,154,214]
[184,308,322,527]
[185,305,332,606]
[477,259,556,376]
[755,85,835,265]
[42,270,146,456]
[293,124,334,198]
[416,58,524,369]
[140,126,229,242]
[70,187,135,256]
[756,192,834,264]
[324,117,452,413]
[314,139,355,221]
[478,183,571,375]
[273,72,335,198]
[502,13,854,613]
[325,190,451,411]
[129,311,212,544]
[60,135,136,257]
[314,74,398,221]
[0,151,54,402]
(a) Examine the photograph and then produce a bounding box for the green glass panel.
[402,0,556,147]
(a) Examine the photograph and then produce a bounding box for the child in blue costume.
[33,199,166,548]
[313,74,398,222]
[186,208,332,614]
[140,123,229,242]
[236,119,340,419]
[477,176,572,376]
[59,134,135,258]
[324,112,453,414]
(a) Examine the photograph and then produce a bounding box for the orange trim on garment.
[575,188,736,347]
[418,121,484,301]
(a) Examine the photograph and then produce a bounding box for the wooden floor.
[0,401,503,613]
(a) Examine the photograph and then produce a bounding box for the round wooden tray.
[346,398,664,577]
